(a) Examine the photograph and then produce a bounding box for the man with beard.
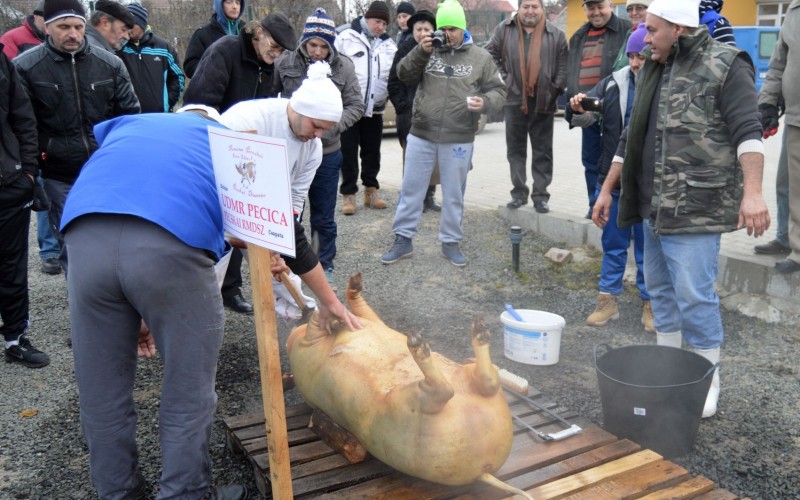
[273,8,364,287]
[486,0,568,213]
[566,0,631,218]
[85,0,134,52]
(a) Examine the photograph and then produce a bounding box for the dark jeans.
[339,114,384,195]
[0,175,33,341]
[581,123,602,209]
[303,150,342,271]
[221,247,244,300]
[42,177,72,274]
[505,104,554,203]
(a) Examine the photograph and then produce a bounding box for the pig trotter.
[471,316,501,397]
[345,273,384,324]
[303,310,329,342]
[408,332,454,414]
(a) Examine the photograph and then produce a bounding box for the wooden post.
[248,245,293,498]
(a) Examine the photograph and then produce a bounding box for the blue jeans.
[304,150,342,271]
[581,123,602,209]
[36,177,60,260]
[598,188,648,300]
[643,221,723,349]
[775,128,789,246]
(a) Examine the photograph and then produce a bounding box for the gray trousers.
[65,214,224,500]
[392,134,473,243]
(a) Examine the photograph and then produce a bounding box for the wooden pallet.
[223,390,739,499]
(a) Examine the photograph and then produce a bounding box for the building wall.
[565,0,757,38]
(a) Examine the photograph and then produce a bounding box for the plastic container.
[594,344,717,458]
[500,310,565,366]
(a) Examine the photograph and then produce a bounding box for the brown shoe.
[642,300,655,333]
[364,187,387,209]
[586,293,619,326]
[342,194,356,215]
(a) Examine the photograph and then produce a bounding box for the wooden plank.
[250,246,292,499]
[523,449,663,499]
[242,427,318,455]
[292,459,395,497]
[251,440,339,473]
[563,459,690,499]
[637,476,717,499]
[224,403,312,430]
[313,474,418,499]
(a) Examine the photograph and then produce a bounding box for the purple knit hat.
[626,23,649,55]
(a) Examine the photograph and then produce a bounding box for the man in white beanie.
[594,0,770,418]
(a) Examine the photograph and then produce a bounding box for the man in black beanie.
[13,0,140,276]
[395,1,416,46]
[182,12,297,314]
[86,0,135,51]
[335,1,397,215]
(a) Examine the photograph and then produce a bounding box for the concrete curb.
[499,205,800,324]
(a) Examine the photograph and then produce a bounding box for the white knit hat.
[289,62,343,123]
[175,104,222,122]
[647,0,700,28]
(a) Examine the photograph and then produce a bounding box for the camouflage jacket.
[625,29,747,234]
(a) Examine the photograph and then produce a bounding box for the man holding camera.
[381,0,505,267]
[485,0,568,213]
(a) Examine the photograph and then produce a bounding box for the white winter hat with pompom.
[289,61,343,123]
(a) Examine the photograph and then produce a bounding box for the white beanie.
[289,61,343,123]
[647,0,700,28]
[175,104,222,122]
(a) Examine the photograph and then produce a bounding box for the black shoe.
[423,191,441,213]
[40,258,62,275]
[775,258,800,274]
[506,198,527,209]
[203,485,247,500]
[223,294,254,315]
[754,239,791,255]
[131,472,150,500]
[5,336,50,368]
[534,200,550,214]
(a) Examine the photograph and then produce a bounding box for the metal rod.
[503,386,576,429]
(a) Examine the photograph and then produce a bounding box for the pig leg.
[302,310,330,342]
[470,316,501,397]
[345,273,384,325]
[407,332,455,414]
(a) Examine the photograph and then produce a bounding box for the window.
[757,1,792,26]
[759,30,780,58]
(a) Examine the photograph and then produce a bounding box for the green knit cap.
[436,0,466,30]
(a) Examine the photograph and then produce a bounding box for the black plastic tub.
[594,344,717,459]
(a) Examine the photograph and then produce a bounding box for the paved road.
[377,117,784,265]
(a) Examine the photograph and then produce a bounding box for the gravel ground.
[2,190,799,499]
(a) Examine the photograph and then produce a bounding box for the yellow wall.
[565,0,757,38]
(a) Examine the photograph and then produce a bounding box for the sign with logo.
[208,127,295,257]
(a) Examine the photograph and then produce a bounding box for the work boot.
[656,330,682,348]
[381,235,413,264]
[364,187,387,209]
[586,293,619,326]
[641,300,655,333]
[342,194,356,215]
[441,242,466,267]
[423,186,441,212]
[691,347,720,418]
[40,258,62,275]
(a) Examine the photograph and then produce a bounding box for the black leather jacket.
[0,44,38,186]
[13,39,140,183]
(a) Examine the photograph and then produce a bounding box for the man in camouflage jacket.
[593,0,769,419]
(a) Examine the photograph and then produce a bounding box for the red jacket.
[0,16,45,60]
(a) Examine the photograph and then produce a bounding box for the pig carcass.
[287,273,529,497]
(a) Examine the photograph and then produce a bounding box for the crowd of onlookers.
[1,0,797,497]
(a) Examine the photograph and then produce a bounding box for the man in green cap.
[381,0,506,267]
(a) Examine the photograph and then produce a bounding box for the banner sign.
[208,127,295,257]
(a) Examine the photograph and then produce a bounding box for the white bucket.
[500,310,565,366]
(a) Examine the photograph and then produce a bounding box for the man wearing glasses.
[612,0,651,70]
[182,12,297,316]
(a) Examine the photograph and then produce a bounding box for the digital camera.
[580,96,603,112]
[431,30,447,49]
